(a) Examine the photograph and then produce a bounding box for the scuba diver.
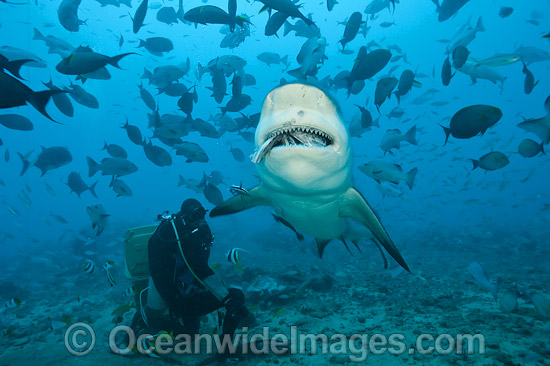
[130,198,249,361]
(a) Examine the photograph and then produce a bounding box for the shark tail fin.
[28,90,63,123]
[339,188,409,272]
[476,17,485,32]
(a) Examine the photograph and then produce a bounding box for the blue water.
[0,0,549,364]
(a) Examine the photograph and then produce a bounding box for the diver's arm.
[202,274,229,302]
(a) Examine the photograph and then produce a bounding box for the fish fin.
[89,181,98,198]
[340,238,353,256]
[404,125,417,145]
[86,156,100,177]
[27,90,64,123]
[209,186,269,217]
[108,53,138,69]
[4,59,32,80]
[351,240,362,253]
[315,238,331,258]
[338,187,409,272]
[440,124,451,145]
[518,117,550,144]
[470,159,480,170]
[371,239,388,270]
[406,168,417,189]
[17,152,30,176]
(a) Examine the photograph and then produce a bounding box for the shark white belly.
[210,83,409,271]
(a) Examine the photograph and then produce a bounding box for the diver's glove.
[222,288,248,319]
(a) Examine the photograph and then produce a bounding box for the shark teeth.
[266,126,333,145]
[251,125,334,164]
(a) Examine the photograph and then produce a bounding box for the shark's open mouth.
[251,125,334,163]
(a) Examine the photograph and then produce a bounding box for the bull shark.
[210,83,409,271]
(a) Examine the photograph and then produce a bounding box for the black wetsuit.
[148,216,243,336]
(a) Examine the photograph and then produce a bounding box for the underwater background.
[0,0,549,365]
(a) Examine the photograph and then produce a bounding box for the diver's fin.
[338,187,410,272]
[315,238,331,258]
[209,186,269,217]
[371,239,389,270]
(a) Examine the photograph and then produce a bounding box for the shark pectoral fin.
[340,238,353,256]
[315,238,332,258]
[371,239,389,270]
[209,186,269,217]
[339,188,410,272]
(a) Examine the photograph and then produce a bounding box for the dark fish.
[32,28,75,58]
[67,83,99,109]
[138,82,156,110]
[58,0,84,32]
[133,0,148,33]
[394,69,414,104]
[158,82,187,97]
[222,94,251,114]
[101,142,127,158]
[231,74,242,98]
[468,261,498,301]
[499,6,513,18]
[518,139,544,158]
[209,68,227,104]
[355,105,375,129]
[470,151,509,171]
[43,79,74,117]
[138,37,173,56]
[265,11,289,36]
[0,114,33,131]
[441,55,453,86]
[56,46,136,76]
[374,77,398,111]
[441,105,502,144]
[452,46,469,68]
[283,19,319,38]
[67,171,97,197]
[184,5,248,30]
[522,62,538,95]
[272,213,304,241]
[339,12,362,51]
[143,140,172,167]
[258,0,314,27]
[19,146,72,176]
[192,118,219,138]
[432,0,470,22]
[87,156,138,177]
[517,95,550,144]
[203,183,223,205]
[51,214,68,224]
[347,47,391,93]
[327,0,338,11]
[178,87,196,115]
[0,59,62,122]
[121,117,143,145]
[87,204,110,236]
[230,146,245,162]
[174,141,209,163]
[110,178,132,197]
[4,149,9,162]
[157,6,178,25]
